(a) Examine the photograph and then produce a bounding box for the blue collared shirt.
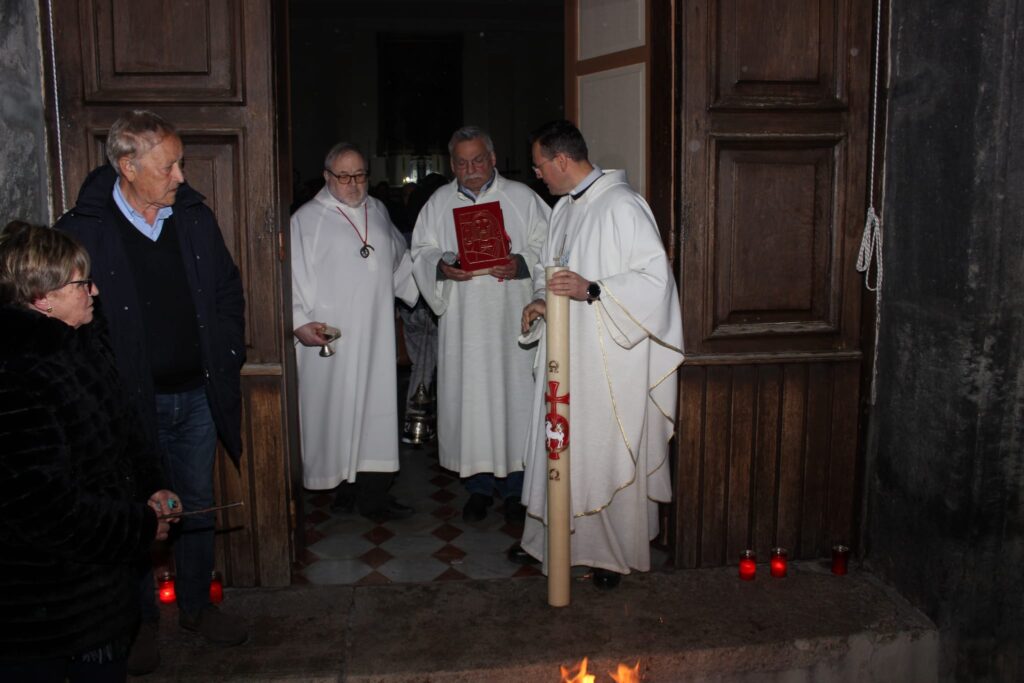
[569,166,602,200]
[458,170,497,201]
[113,181,174,242]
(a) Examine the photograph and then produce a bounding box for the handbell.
[319,325,340,358]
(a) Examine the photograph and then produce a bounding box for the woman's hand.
[148,489,181,541]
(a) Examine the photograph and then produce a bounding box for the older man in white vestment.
[292,142,419,520]
[411,126,549,525]
[518,120,684,589]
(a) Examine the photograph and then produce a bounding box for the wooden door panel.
[675,361,861,565]
[710,137,841,341]
[46,0,293,586]
[83,0,242,102]
[713,0,843,108]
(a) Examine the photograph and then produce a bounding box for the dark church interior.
[1,0,1022,681]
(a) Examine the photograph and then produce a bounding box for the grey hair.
[106,110,177,173]
[324,142,367,170]
[447,126,494,157]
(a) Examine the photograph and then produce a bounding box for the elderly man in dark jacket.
[57,110,247,674]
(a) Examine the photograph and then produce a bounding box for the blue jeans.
[143,387,217,617]
[465,471,524,499]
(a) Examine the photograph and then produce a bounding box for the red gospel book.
[452,201,511,272]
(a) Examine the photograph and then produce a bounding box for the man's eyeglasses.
[325,169,369,184]
[453,155,491,170]
[532,156,556,176]
[60,278,94,291]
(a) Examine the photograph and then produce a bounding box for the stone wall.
[0,0,50,226]
[866,1,1024,680]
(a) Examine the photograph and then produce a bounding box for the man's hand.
[489,257,517,280]
[439,260,474,282]
[148,489,182,541]
[294,322,331,347]
[547,269,590,301]
[522,299,546,333]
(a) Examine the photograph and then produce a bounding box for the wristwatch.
[586,281,601,305]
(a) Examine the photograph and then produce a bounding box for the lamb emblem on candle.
[545,380,570,459]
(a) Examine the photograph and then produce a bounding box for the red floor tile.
[363,526,396,545]
[435,567,469,581]
[430,474,456,488]
[512,565,543,578]
[431,523,463,542]
[359,547,395,569]
[432,544,467,563]
[356,570,392,586]
[432,505,458,521]
[430,489,457,504]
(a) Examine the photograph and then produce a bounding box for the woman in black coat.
[0,222,179,682]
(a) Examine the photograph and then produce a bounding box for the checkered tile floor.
[292,441,547,585]
[291,367,670,586]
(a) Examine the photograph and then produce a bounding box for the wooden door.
[566,0,676,247]
[42,0,295,586]
[675,0,872,567]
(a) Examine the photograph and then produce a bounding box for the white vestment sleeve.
[410,197,452,316]
[377,209,419,308]
[290,212,319,330]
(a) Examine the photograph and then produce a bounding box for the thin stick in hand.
[159,501,244,519]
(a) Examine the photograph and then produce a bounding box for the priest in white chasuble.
[292,143,419,520]
[518,120,684,589]
[411,126,550,525]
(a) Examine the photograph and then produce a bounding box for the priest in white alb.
[292,142,419,520]
[411,126,549,525]
[518,120,684,589]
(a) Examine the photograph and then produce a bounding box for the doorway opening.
[286,0,584,586]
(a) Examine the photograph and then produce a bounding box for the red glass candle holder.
[157,572,176,604]
[210,571,224,604]
[831,544,850,575]
[739,550,756,580]
[770,547,788,578]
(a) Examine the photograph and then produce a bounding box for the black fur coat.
[0,305,163,660]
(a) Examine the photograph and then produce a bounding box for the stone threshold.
[138,563,938,682]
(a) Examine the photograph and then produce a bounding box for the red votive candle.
[209,571,224,604]
[832,544,850,575]
[157,572,176,604]
[739,550,756,580]
[770,547,788,578]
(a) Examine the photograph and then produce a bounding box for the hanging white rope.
[45,0,67,215]
[856,0,885,404]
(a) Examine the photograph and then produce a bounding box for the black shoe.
[462,493,493,522]
[506,543,540,565]
[362,500,414,522]
[503,496,526,524]
[330,489,355,513]
[592,568,621,590]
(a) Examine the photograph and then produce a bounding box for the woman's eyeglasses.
[60,278,94,291]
